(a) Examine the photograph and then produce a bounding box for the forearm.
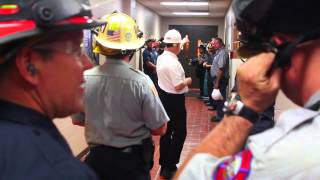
[175,79,190,91]
[146,61,156,70]
[175,115,253,178]
[215,69,223,88]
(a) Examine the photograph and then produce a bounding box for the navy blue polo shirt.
[0,100,97,180]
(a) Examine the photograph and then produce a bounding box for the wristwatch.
[223,92,260,124]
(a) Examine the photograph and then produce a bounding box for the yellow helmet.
[93,12,145,55]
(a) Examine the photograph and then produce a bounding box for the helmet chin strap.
[271,28,320,69]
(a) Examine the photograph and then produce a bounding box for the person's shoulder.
[84,66,100,76]
[129,68,149,80]
[0,120,32,152]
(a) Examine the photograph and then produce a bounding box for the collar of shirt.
[0,100,51,126]
[163,50,178,60]
[304,90,320,111]
[0,100,71,151]
[248,107,320,152]
[105,58,131,67]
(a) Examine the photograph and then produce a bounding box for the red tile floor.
[150,95,217,180]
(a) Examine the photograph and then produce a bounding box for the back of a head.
[163,29,182,46]
[233,0,319,42]
[233,0,320,67]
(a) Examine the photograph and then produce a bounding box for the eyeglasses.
[32,40,84,61]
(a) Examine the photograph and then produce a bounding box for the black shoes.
[211,116,222,122]
[160,166,177,179]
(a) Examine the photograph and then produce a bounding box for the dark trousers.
[198,71,205,97]
[207,71,215,106]
[214,77,229,120]
[158,89,187,167]
[85,142,153,180]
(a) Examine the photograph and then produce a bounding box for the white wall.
[160,17,225,38]
[135,3,161,40]
[89,0,161,69]
[90,0,122,18]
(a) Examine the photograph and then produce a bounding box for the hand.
[237,53,281,113]
[181,35,190,45]
[185,77,192,86]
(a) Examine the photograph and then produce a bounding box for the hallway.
[150,95,216,179]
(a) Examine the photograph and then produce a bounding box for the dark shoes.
[160,166,177,179]
[211,116,222,122]
[208,106,216,111]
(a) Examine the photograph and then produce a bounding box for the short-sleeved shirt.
[84,59,169,148]
[0,100,97,180]
[157,50,188,94]
[178,92,320,179]
[143,48,158,76]
[210,48,229,78]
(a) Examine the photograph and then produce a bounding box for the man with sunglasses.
[175,0,320,179]
[0,0,100,179]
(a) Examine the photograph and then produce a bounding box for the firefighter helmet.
[0,0,102,45]
[93,12,145,55]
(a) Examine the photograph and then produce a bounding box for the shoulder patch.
[213,149,253,180]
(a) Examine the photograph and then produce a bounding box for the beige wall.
[89,0,161,69]
[160,17,225,39]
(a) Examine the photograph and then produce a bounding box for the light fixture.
[172,12,209,16]
[161,2,208,6]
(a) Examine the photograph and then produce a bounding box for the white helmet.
[163,29,182,44]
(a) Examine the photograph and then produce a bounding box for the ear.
[15,47,40,85]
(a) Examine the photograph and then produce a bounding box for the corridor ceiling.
[136,0,231,18]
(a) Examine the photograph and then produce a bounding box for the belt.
[92,144,141,154]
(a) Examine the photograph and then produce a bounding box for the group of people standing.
[196,38,230,122]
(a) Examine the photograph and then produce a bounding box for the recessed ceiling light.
[161,2,208,6]
[172,12,209,16]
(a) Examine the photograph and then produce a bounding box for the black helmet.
[233,0,319,42]
[233,0,320,68]
[0,0,103,45]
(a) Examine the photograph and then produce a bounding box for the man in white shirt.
[157,29,192,179]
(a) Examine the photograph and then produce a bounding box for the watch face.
[223,92,239,115]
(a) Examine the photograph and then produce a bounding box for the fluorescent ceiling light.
[161,2,208,6]
[173,12,209,16]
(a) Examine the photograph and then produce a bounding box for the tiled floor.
[150,95,217,180]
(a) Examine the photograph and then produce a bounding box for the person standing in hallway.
[143,38,159,86]
[74,12,169,180]
[196,44,209,99]
[157,29,192,179]
[0,0,100,179]
[210,37,229,122]
[176,0,320,179]
[203,43,215,110]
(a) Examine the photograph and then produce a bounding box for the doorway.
[168,25,218,88]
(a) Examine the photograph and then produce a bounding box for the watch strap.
[238,105,260,124]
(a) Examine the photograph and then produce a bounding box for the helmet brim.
[0,16,104,45]
[94,34,145,50]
